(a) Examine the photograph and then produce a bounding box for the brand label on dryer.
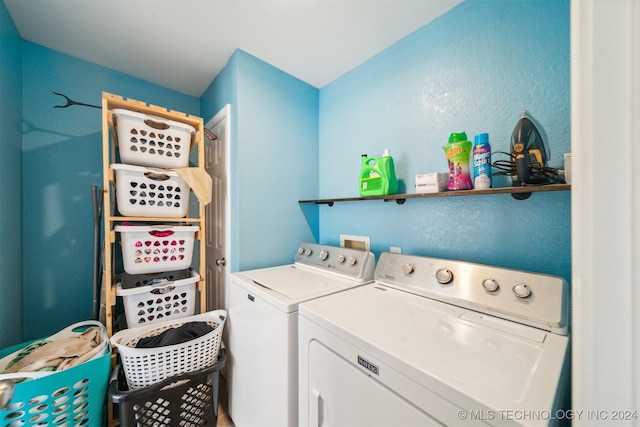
[357,356,379,375]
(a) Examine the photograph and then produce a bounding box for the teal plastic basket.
[0,334,111,427]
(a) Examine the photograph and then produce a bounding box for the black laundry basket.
[109,348,227,427]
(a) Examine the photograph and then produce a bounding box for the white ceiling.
[4,0,462,97]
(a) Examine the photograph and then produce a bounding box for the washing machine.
[228,242,375,427]
[299,252,570,427]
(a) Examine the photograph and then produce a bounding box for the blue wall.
[201,50,319,272]
[0,0,24,348]
[317,0,571,280]
[2,0,570,342]
[19,42,199,340]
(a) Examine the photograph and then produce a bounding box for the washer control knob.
[297,247,305,255]
[337,254,346,263]
[319,250,329,261]
[305,249,313,256]
[403,263,415,274]
[348,256,357,266]
[512,283,532,298]
[482,278,500,293]
[435,268,454,284]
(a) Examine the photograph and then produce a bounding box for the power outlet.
[390,246,402,254]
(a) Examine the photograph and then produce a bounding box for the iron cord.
[491,151,566,185]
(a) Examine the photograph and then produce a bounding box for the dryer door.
[305,339,441,427]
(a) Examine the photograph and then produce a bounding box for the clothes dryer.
[299,252,570,426]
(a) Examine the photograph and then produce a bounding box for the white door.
[205,105,231,312]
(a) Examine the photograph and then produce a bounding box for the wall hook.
[52,91,100,109]
[204,128,217,141]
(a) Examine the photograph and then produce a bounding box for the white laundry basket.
[112,109,195,168]
[115,224,198,274]
[110,310,226,390]
[116,269,199,327]
[111,163,190,217]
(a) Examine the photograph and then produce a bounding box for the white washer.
[228,243,375,427]
[299,252,570,427]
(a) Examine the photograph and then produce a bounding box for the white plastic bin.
[115,224,198,274]
[116,269,199,327]
[111,163,190,217]
[112,109,194,168]
[110,310,226,390]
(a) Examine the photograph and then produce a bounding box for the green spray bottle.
[359,149,398,197]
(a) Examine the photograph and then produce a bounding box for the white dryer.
[228,243,375,427]
[299,252,570,427]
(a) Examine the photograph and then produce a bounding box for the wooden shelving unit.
[299,183,571,206]
[101,92,208,337]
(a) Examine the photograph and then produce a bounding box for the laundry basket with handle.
[111,163,190,218]
[0,322,111,427]
[116,269,199,327]
[109,347,227,427]
[112,108,195,168]
[110,310,226,390]
[115,224,198,274]
[0,320,109,374]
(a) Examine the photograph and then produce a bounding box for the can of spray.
[473,133,492,189]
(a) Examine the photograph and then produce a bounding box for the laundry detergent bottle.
[359,149,398,197]
[443,132,473,191]
[473,133,492,189]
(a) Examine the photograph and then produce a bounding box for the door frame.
[571,0,640,417]
[205,104,232,310]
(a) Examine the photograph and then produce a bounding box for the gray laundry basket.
[110,348,227,427]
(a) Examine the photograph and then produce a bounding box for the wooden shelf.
[104,215,203,224]
[299,183,571,206]
[101,92,207,338]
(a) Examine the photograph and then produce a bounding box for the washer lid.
[299,283,569,415]
[231,265,370,313]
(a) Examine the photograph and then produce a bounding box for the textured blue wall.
[5,0,570,341]
[201,52,241,272]
[201,50,319,271]
[20,42,199,340]
[318,0,571,280]
[0,0,24,348]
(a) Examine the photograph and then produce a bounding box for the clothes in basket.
[110,310,226,390]
[0,321,111,427]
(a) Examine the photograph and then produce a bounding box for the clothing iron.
[510,110,550,186]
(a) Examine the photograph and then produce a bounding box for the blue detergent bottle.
[359,149,398,197]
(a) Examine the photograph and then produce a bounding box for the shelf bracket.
[315,201,334,207]
[383,198,406,205]
[511,192,532,200]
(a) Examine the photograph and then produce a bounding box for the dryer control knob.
[337,254,346,263]
[319,250,329,261]
[305,249,313,256]
[297,247,305,255]
[512,283,532,298]
[348,256,357,266]
[435,268,454,284]
[403,263,414,274]
[482,278,500,292]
